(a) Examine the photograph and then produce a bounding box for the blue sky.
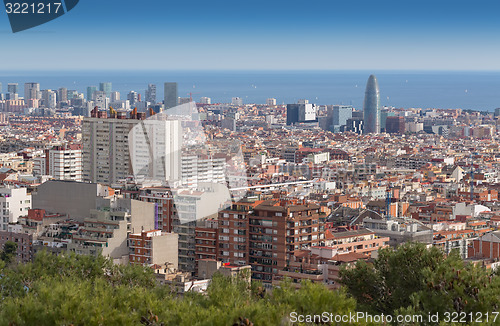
[1,0,500,70]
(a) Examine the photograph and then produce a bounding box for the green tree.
[0,241,18,265]
[0,251,362,326]
[396,255,500,325]
[340,242,447,315]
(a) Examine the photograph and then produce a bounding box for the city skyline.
[1,0,500,70]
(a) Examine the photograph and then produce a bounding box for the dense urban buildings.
[0,75,499,293]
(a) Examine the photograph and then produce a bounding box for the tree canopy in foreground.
[0,242,498,325]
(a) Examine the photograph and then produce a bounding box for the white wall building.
[0,186,31,231]
[33,145,82,181]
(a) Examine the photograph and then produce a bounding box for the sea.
[1,70,500,111]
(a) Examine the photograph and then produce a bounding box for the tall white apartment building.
[82,116,139,185]
[180,155,226,188]
[83,111,182,186]
[0,186,31,231]
[128,119,182,182]
[33,145,82,181]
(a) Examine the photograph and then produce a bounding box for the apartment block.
[249,200,322,284]
[82,115,139,185]
[33,144,82,181]
[129,229,178,268]
[195,219,218,268]
[0,231,33,263]
[217,201,257,266]
[0,186,32,231]
[139,187,175,232]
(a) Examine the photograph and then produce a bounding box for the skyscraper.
[41,89,57,108]
[94,91,108,109]
[363,75,381,134]
[127,91,138,105]
[110,91,120,102]
[330,105,353,132]
[286,100,317,125]
[57,87,68,103]
[145,84,156,103]
[24,82,40,100]
[82,116,138,185]
[99,82,112,98]
[164,82,178,109]
[87,86,97,101]
[7,83,18,94]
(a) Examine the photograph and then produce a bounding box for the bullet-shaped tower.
[363,74,380,134]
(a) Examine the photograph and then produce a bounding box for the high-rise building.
[24,82,40,100]
[33,144,82,181]
[145,84,156,103]
[99,82,112,98]
[164,82,178,109]
[110,91,120,102]
[83,110,182,186]
[57,87,68,103]
[127,91,138,105]
[363,74,381,134]
[87,86,97,100]
[380,108,395,132]
[94,91,108,109]
[41,89,57,108]
[180,155,226,189]
[82,115,139,185]
[7,83,18,95]
[67,89,78,100]
[286,100,317,125]
[249,200,321,285]
[128,119,182,181]
[0,82,2,94]
[495,108,500,117]
[329,105,353,132]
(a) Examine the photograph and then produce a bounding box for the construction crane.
[187,92,200,102]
